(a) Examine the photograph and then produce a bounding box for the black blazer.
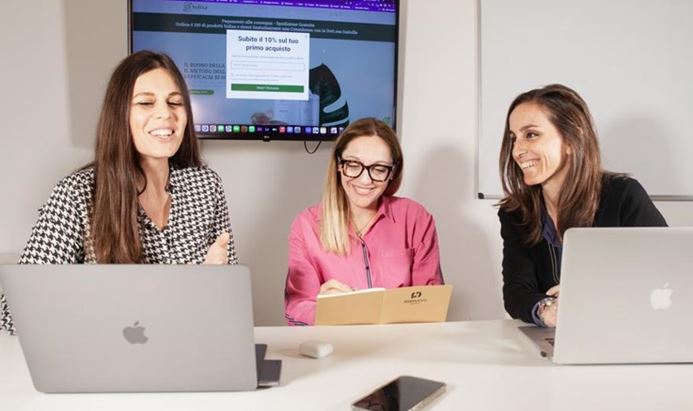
[498,175,668,323]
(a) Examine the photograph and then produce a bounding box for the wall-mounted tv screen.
[129,0,399,141]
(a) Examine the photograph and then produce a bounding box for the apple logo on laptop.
[122,321,148,344]
[650,283,673,310]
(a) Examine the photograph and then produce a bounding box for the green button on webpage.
[231,84,304,93]
[190,89,214,95]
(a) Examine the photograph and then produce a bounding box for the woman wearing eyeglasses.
[284,118,444,325]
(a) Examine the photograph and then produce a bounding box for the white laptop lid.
[554,227,693,364]
[0,264,258,392]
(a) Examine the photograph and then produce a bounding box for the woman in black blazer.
[497,84,667,327]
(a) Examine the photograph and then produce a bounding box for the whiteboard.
[478,0,693,200]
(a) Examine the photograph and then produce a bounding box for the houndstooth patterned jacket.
[1,164,238,335]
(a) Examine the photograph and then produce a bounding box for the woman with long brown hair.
[498,84,666,327]
[284,118,444,325]
[1,51,236,334]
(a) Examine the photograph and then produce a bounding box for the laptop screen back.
[554,227,693,364]
[0,264,257,392]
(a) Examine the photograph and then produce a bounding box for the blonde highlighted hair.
[319,118,403,255]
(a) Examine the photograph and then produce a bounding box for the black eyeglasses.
[338,158,395,182]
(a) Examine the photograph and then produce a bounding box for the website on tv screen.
[130,0,399,140]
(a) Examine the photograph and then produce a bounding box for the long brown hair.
[89,51,201,263]
[320,118,403,255]
[498,84,604,245]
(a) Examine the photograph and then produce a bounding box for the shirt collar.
[540,204,561,247]
[167,162,181,193]
[377,195,395,223]
[314,195,396,223]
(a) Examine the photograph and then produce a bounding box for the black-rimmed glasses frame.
[338,158,395,182]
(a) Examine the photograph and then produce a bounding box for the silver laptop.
[520,227,693,364]
[0,264,278,392]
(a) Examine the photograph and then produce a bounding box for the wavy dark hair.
[87,51,201,262]
[498,84,606,245]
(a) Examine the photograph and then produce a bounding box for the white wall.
[479,0,693,199]
[2,0,692,325]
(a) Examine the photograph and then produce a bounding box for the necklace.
[352,211,377,237]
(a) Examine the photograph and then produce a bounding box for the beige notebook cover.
[315,285,453,325]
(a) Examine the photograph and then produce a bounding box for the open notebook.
[315,285,452,325]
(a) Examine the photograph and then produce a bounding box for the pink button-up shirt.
[284,196,443,325]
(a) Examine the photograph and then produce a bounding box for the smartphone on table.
[351,375,446,411]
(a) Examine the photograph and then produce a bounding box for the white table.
[1,320,692,410]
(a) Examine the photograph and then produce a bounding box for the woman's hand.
[539,299,559,327]
[319,279,353,296]
[540,285,561,327]
[204,232,229,264]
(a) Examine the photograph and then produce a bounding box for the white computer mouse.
[299,340,334,359]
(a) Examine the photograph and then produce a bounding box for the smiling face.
[129,68,187,163]
[509,102,572,193]
[339,135,393,213]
